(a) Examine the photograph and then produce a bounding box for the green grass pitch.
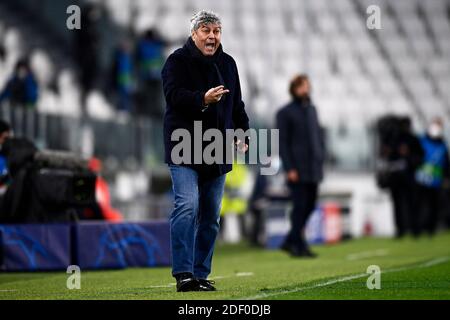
[1,232,449,300]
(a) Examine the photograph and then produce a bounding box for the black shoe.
[289,246,317,258]
[197,279,217,291]
[394,232,405,239]
[303,247,318,258]
[175,273,199,292]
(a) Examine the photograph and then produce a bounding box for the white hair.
[190,10,222,34]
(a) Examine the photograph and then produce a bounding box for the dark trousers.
[390,181,419,237]
[284,182,318,250]
[247,205,264,246]
[418,185,440,235]
[249,207,264,246]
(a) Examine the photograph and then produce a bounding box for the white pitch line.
[236,272,254,277]
[421,257,449,268]
[148,272,254,289]
[346,249,389,261]
[240,256,450,300]
[147,284,175,288]
[210,275,227,280]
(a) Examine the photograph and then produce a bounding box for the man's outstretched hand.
[204,85,229,105]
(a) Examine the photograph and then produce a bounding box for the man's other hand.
[287,169,299,183]
[235,139,249,154]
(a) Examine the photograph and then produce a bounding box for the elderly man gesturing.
[161,10,250,292]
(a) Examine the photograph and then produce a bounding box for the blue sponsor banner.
[74,221,171,269]
[264,204,325,249]
[0,224,71,271]
[305,207,325,244]
[263,200,290,249]
[265,234,286,249]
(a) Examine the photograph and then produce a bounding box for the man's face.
[0,131,10,145]
[192,23,221,56]
[428,120,443,138]
[294,80,310,98]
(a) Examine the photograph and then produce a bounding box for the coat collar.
[292,96,312,108]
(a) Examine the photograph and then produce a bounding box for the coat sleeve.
[276,109,294,172]
[232,61,250,133]
[161,54,206,113]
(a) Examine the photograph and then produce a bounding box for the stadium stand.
[2,0,448,124]
[97,0,450,167]
[94,0,450,123]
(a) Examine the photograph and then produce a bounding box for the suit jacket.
[276,99,325,183]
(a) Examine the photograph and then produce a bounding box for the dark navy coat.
[162,37,249,180]
[276,99,325,183]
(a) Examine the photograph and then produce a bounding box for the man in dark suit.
[161,10,249,292]
[276,75,325,258]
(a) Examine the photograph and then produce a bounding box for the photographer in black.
[376,116,424,238]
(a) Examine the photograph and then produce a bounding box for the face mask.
[428,124,442,138]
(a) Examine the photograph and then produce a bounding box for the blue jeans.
[168,164,226,279]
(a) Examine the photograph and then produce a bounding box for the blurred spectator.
[135,29,165,117]
[219,162,249,242]
[381,116,424,238]
[248,171,269,247]
[0,119,12,188]
[0,58,38,108]
[0,137,38,223]
[110,39,134,113]
[75,4,102,108]
[415,118,450,236]
[276,74,325,257]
